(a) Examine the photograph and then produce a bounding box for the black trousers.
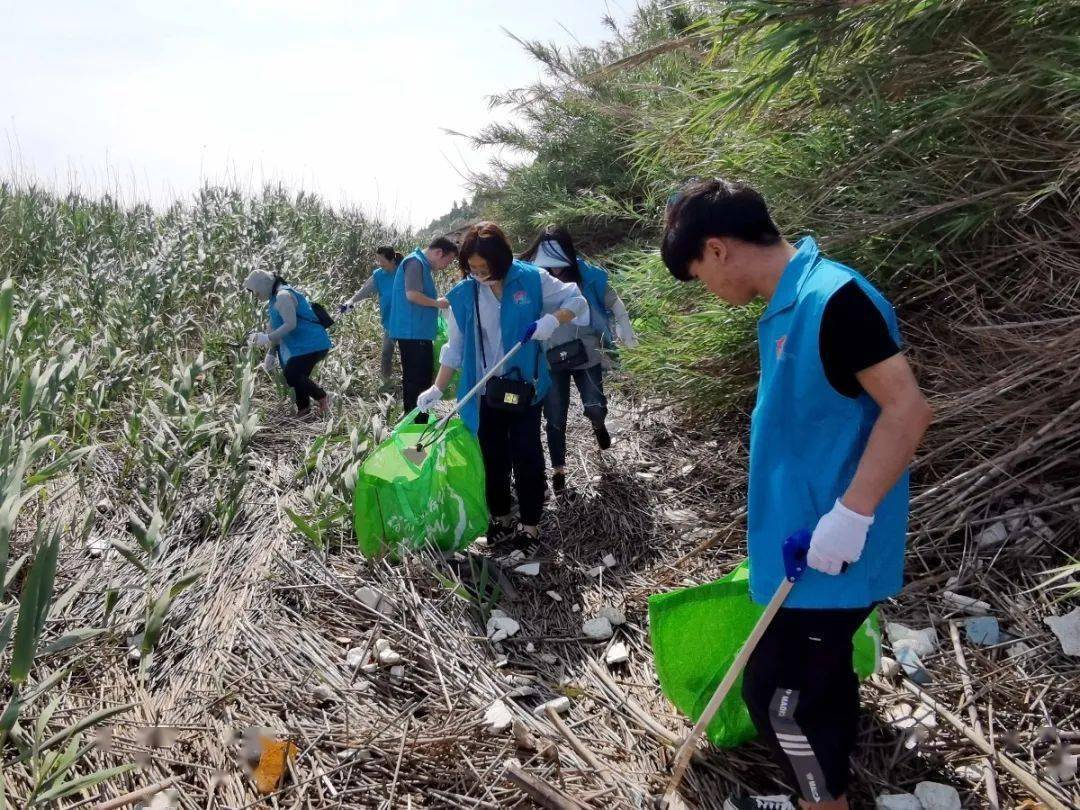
[477,399,545,527]
[742,606,871,803]
[283,350,328,410]
[398,338,434,423]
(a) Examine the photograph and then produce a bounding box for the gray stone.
[975,521,1008,548]
[514,562,540,576]
[964,616,1000,647]
[582,617,614,641]
[914,781,961,810]
[598,605,626,626]
[1045,607,1080,656]
[875,794,922,810]
[486,615,521,644]
[533,696,570,717]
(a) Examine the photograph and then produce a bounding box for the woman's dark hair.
[376,246,404,265]
[520,224,582,286]
[662,178,782,281]
[458,222,514,280]
[428,236,459,255]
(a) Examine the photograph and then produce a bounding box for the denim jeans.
[380,332,396,382]
[543,364,607,468]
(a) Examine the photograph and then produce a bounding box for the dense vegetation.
[467,0,1080,408]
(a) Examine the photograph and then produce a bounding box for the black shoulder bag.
[476,283,536,413]
[274,276,335,329]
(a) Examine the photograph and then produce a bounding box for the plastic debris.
[875,794,922,810]
[586,566,605,578]
[605,641,629,665]
[602,553,617,568]
[253,736,298,795]
[964,616,1000,646]
[486,612,521,643]
[887,623,938,657]
[533,696,570,717]
[879,656,901,679]
[598,605,626,626]
[1045,607,1080,656]
[345,648,366,669]
[895,646,931,685]
[975,521,1008,548]
[914,781,961,810]
[941,591,990,614]
[582,617,614,640]
[885,702,937,749]
[514,562,540,576]
[484,700,513,734]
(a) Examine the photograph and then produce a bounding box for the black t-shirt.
[819,281,900,398]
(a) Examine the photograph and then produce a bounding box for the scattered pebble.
[312,684,334,704]
[1045,607,1080,656]
[533,696,570,717]
[514,562,541,576]
[598,605,626,626]
[914,781,961,810]
[879,656,901,679]
[512,719,537,751]
[486,615,521,644]
[1007,641,1031,659]
[605,641,629,665]
[964,616,1000,647]
[539,653,558,664]
[87,535,109,558]
[887,623,938,657]
[885,702,937,749]
[484,700,513,734]
[582,617,614,641]
[1046,752,1078,782]
[875,794,922,810]
[546,591,563,602]
[525,642,535,653]
[390,665,405,682]
[975,521,1008,548]
[941,591,990,614]
[345,648,366,669]
[356,586,395,616]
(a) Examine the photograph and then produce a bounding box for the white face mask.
[477,278,498,288]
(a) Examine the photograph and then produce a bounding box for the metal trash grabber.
[662,529,814,806]
[401,340,527,466]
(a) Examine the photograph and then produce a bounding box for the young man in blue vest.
[662,179,932,810]
[340,246,402,391]
[387,236,458,421]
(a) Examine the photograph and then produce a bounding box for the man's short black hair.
[428,236,459,255]
[662,179,782,281]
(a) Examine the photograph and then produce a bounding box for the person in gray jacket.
[520,226,638,494]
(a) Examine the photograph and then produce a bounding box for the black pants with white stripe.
[742,606,872,803]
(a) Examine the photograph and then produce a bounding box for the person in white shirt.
[417,222,588,552]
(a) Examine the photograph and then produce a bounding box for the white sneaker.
[723,796,796,810]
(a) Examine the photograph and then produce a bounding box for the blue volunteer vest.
[388,249,438,340]
[447,260,551,434]
[371,267,396,330]
[748,237,909,609]
[268,285,333,366]
[577,260,610,340]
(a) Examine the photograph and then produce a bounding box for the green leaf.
[36,628,106,658]
[0,609,14,658]
[168,568,205,600]
[109,541,148,575]
[31,764,135,805]
[0,688,20,739]
[10,534,60,684]
[33,701,137,758]
[284,507,323,548]
[0,278,13,339]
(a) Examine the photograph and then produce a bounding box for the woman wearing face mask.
[244,268,333,417]
[520,225,638,494]
[416,222,588,552]
[340,246,403,390]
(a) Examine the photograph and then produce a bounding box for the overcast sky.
[1,1,631,229]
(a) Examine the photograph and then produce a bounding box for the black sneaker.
[552,471,567,494]
[497,527,541,558]
[722,796,796,810]
[486,519,515,545]
[593,423,611,450]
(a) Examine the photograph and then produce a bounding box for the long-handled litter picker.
[662,529,816,807]
[401,340,527,466]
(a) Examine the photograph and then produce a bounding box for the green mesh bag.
[649,561,880,748]
[354,409,487,559]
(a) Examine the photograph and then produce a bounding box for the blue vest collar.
[760,237,820,323]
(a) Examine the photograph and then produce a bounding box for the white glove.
[416,385,444,413]
[249,332,271,348]
[615,319,638,348]
[807,499,874,575]
[527,313,560,343]
[262,351,277,374]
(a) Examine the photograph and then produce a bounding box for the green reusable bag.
[648,561,880,748]
[354,408,488,559]
[433,315,458,398]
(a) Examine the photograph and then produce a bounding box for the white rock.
[484,700,513,734]
[390,665,404,681]
[148,789,180,810]
[941,591,990,615]
[356,586,395,616]
[526,642,535,653]
[539,653,558,664]
[605,642,629,665]
[514,562,541,576]
[87,534,109,558]
[887,623,938,657]
[914,781,961,810]
[875,794,922,810]
[975,521,1008,548]
[546,591,563,602]
[345,648,367,669]
[602,553,617,568]
[508,550,526,563]
[486,615,521,643]
[1007,641,1031,659]
[572,604,581,613]
[533,696,570,717]
[955,764,986,783]
[490,609,507,619]
[1047,753,1078,782]
[582,617,614,641]
[374,638,390,652]
[1045,607,1080,656]
[598,605,626,626]
[378,648,403,666]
